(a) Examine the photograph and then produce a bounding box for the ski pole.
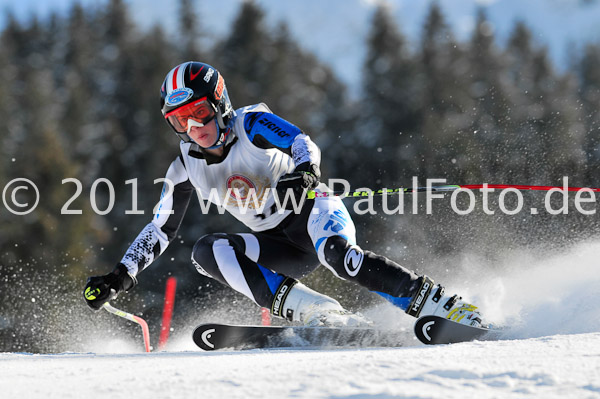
[103,302,151,353]
[307,183,600,199]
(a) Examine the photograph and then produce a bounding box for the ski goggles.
[164,97,216,133]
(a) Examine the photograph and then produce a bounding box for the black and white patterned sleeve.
[120,156,194,276]
[291,133,321,167]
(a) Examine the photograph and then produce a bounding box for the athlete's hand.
[83,263,137,310]
[275,162,320,209]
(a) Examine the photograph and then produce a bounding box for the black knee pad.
[323,235,365,279]
[191,233,232,277]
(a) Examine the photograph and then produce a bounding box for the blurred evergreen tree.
[504,22,540,182]
[417,2,470,181]
[360,4,420,187]
[218,1,271,106]
[506,22,584,184]
[178,0,203,60]
[62,3,102,183]
[465,9,513,182]
[0,13,97,268]
[540,62,586,185]
[266,23,348,141]
[578,44,600,186]
[0,14,99,352]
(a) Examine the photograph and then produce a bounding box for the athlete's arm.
[243,112,321,168]
[119,155,194,276]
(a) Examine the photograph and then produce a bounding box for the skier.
[84,61,484,328]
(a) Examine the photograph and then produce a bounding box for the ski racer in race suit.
[84,61,484,328]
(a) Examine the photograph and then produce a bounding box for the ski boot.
[406,277,483,327]
[274,280,370,327]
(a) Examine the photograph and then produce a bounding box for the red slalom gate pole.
[261,308,271,326]
[459,184,600,192]
[308,183,600,199]
[158,277,177,350]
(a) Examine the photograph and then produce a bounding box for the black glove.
[83,263,137,310]
[275,162,320,209]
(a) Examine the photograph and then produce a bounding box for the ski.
[193,323,411,351]
[414,315,501,345]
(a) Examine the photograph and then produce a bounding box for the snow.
[5,221,599,399]
[2,243,600,398]
[1,333,599,398]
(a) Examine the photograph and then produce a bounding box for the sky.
[1,0,600,91]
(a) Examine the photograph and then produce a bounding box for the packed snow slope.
[2,242,600,398]
[1,333,600,399]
